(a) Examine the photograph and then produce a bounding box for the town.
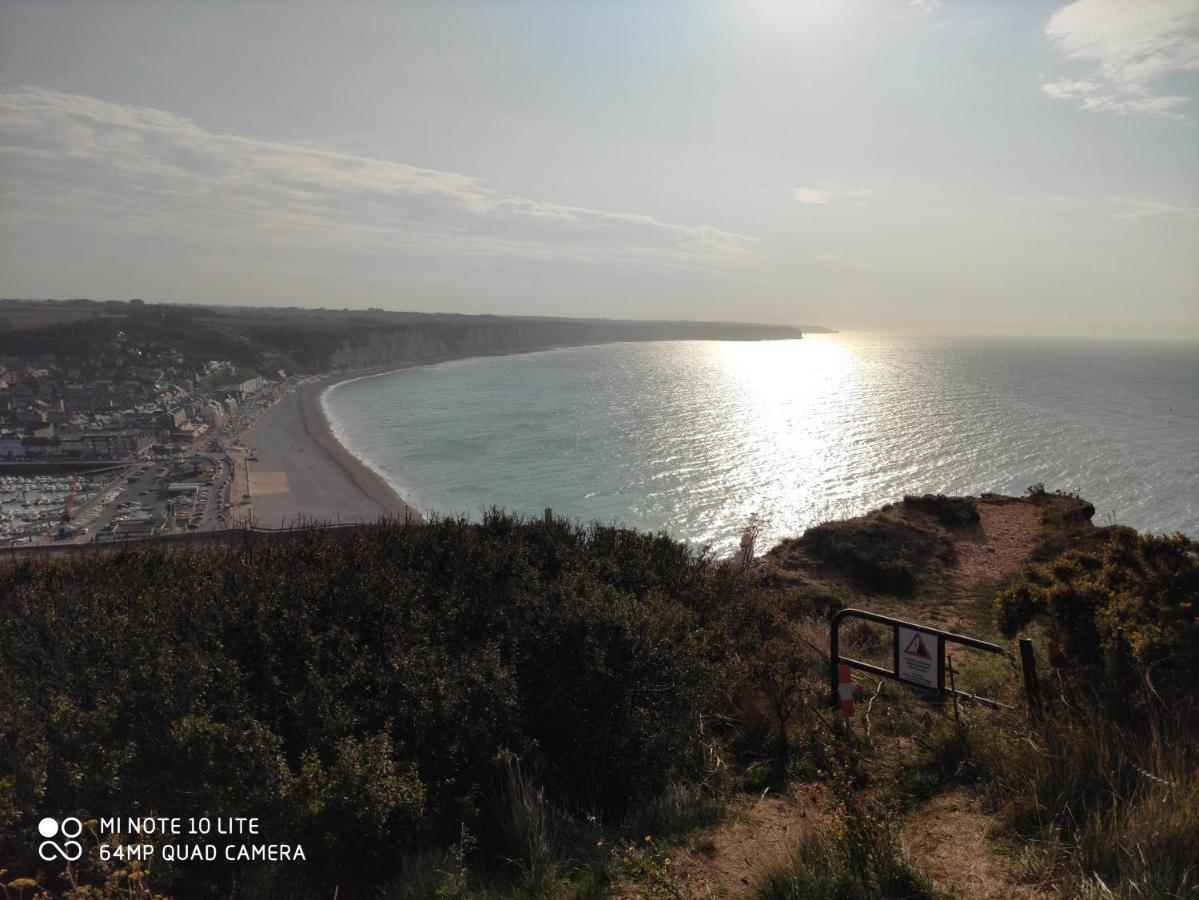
[0,326,293,545]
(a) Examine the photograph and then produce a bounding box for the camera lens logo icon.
[38,817,83,861]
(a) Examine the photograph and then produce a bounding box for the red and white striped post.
[837,664,855,725]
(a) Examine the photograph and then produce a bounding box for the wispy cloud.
[908,0,943,16]
[1108,197,1199,219]
[0,87,759,268]
[1011,193,1199,220]
[1041,0,1199,117]
[792,184,873,206]
[1009,194,1091,212]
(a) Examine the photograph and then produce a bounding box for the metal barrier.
[830,607,1010,710]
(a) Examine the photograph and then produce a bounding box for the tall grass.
[987,691,1198,897]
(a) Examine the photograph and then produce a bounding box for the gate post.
[829,611,843,708]
[1019,638,1041,718]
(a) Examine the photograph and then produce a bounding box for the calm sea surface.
[323,334,1199,555]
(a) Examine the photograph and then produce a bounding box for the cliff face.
[0,299,809,376]
[319,319,806,371]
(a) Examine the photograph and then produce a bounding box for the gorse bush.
[789,511,953,596]
[995,527,1198,692]
[901,493,979,527]
[0,513,780,897]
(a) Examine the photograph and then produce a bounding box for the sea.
[322,334,1199,555]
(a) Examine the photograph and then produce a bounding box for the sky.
[0,0,1197,338]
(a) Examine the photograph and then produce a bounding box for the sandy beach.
[242,371,420,529]
[241,344,577,529]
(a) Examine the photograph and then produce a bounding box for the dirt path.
[661,785,833,898]
[626,497,1053,899]
[914,497,1043,634]
[952,498,1041,582]
[902,790,1041,899]
[899,498,1048,897]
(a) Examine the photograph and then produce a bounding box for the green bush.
[995,527,1198,691]
[901,494,979,527]
[0,514,781,896]
[794,514,950,596]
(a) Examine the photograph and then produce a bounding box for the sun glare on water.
[709,336,868,539]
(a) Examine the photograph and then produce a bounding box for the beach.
[240,344,576,529]
[242,371,420,529]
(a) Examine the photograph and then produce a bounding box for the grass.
[984,694,1199,897]
[621,784,728,844]
[755,802,938,900]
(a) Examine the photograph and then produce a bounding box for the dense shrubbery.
[792,511,953,595]
[6,498,1194,898]
[900,493,979,527]
[0,514,799,897]
[995,526,1198,690]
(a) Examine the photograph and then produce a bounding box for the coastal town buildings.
[0,346,274,462]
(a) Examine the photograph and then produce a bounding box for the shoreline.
[245,344,582,529]
[243,366,421,529]
[245,335,813,531]
[300,369,423,522]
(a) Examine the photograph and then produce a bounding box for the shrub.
[792,511,951,595]
[987,526,1199,896]
[0,514,770,896]
[995,528,1198,692]
[902,494,979,527]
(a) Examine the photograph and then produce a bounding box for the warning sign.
[897,626,940,688]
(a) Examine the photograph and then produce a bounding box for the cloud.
[0,87,758,268]
[1011,194,1199,220]
[1108,197,1199,219]
[792,184,873,206]
[908,0,943,15]
[1041,0,1199,117]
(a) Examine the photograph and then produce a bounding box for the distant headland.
[0,298,829,376]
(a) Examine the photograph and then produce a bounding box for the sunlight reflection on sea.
[324,334,1199,554]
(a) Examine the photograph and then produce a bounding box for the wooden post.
[947,653,962,730]
[1019,638,1041,718]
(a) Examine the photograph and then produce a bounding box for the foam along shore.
[242,371,420,529]
[241,342,617,529]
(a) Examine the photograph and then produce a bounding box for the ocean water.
[323,334,1199,555]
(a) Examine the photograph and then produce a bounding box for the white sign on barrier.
[896,626,940,689]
